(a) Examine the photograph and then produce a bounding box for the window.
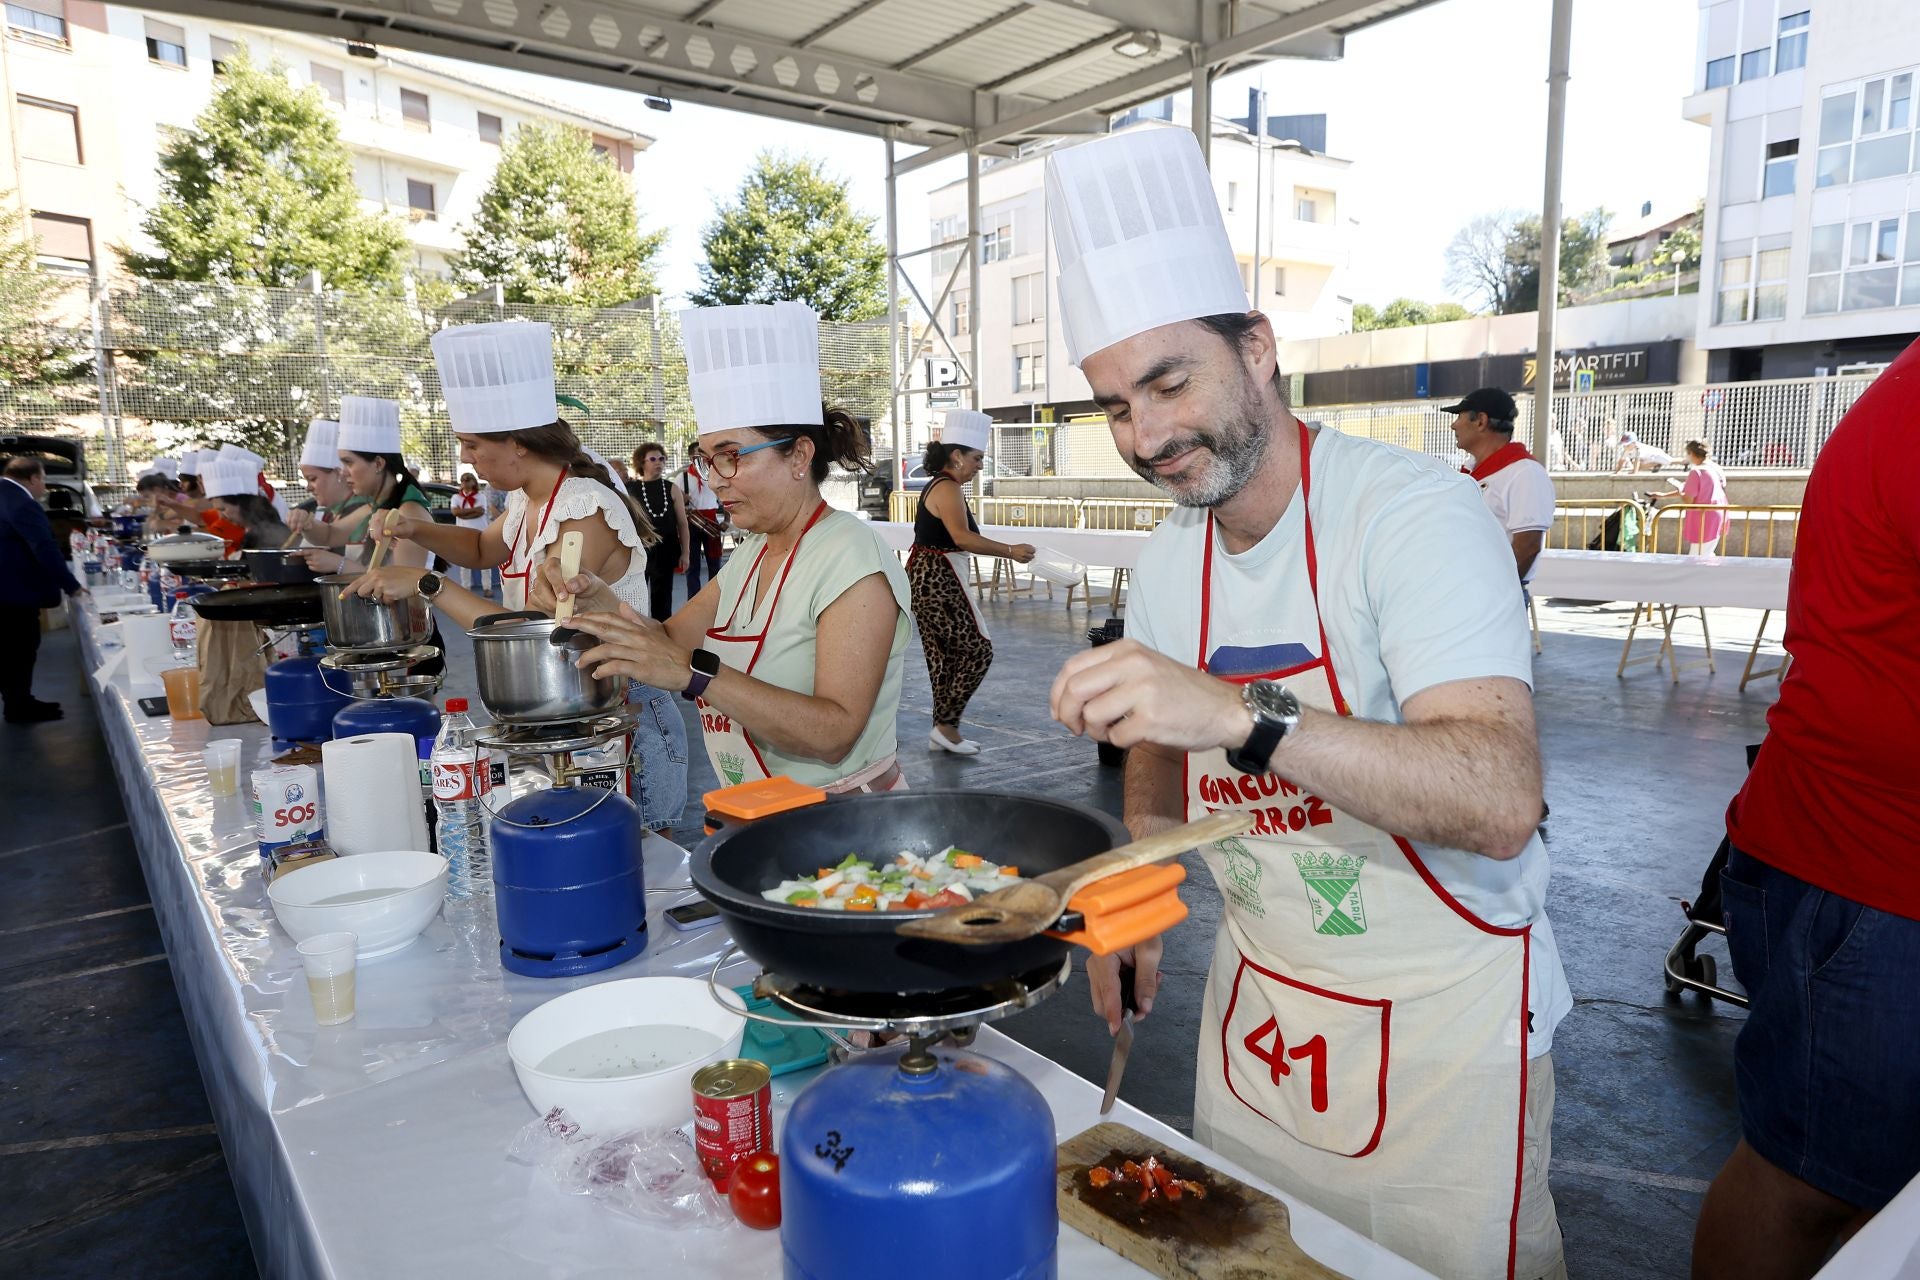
[949,293,969,337]
[5,0,65,45]
[1227,181,1239,212]
[400,88,430,131]
[145,18,185,68]
[1815,74,1920,188]
[980,224,1012,263]
[30,211,91,272]
[1296,196,1318,222]
[1272,266,1287,296]
[1013,342,1043,392]
[1753,247,1790,320]
[1905,212,1920,306]
[1763,139,1797,198]
[1896,73,1915,132]
[406,179,436,221]
[1012,273,1044,325]
[1716,242,1791,324]
[17,96,80,165]
[1715,254,1751,324]
[1740,48,1769,83]
[1808,217,1906,314]
[477,111,502,145]
[1705,56,1734,90]
[311,62,344,105]
[1775,12,1808,74]
[210,35,238,75]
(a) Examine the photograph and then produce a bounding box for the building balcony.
[337,112,467,172]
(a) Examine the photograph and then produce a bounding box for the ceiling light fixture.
[347,41,377,59]
[1112,30,1159,59]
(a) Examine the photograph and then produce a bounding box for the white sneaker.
[928,728,980,756]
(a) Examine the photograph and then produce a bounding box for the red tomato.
[728,1151,781,1230]
[923,889,968,909]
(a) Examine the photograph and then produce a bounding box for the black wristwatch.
[681,647,722,701]
[1224,680,1302,776]
[415,571,442,600]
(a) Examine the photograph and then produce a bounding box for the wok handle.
[1035,810,1255,903]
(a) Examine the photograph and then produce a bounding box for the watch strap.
[681,648,721,701]
[1226,715,1286,777]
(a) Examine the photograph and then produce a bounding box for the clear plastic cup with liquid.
[297,931,358,1026]
[204,738,242,797]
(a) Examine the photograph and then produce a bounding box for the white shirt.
[1620,440,1673,468]
[1127,426,1572,1056]
[681,469,719,512]
[1474,455,1556,584]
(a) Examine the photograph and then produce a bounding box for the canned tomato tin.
[692,1058,772,1190]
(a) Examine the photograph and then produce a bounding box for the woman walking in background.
[626,443,688,621]
[1652,439,1730,554]
[907,410,1033,756]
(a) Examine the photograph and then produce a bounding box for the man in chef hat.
[1044,127,1567,1280]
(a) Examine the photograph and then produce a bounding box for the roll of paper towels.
[322,732,430,855]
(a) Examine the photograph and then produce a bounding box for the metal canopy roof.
[148,0,1439,158]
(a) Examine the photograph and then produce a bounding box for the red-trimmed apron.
[697,503,904,794]
[500,481,565,611]
[1186,423,1533,1280]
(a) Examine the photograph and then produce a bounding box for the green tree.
[451,123,665,307]
[1352,297,1475,331]
[0,199,91,392]
[1652,207,1704,275]
[1443,207,1612,314]
[691,152,887,321]
[119,51,407,288]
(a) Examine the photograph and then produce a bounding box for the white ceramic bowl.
[267,850,448,959]
[508,977,749,1133]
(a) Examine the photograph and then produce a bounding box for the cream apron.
[1186,424,1534,1280]
[697,502,904,795]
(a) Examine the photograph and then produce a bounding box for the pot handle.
[471,610,547,628]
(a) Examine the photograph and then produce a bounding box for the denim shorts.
[1721,843,1920,1209]
[625,681,689,832]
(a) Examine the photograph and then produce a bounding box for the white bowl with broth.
[268,850,448,959]
[508,977,749,1133]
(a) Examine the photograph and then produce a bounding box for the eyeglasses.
[691,438,782,479]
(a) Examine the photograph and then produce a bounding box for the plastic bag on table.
[507,1108,732,1230]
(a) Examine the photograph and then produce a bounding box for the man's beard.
[1128,379,1274,507]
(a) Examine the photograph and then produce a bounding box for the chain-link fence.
[0,272,897,496]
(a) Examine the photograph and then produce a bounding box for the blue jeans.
[625,681,689,832]
[684,531,722,598]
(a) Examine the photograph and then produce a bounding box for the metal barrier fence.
[1549,499,1799,558]
[0,271,898,492]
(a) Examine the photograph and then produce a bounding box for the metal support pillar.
[1189,49,1212,167]
[966,142,984,501]
[1534,0,1575,445]
[884,136,903,490]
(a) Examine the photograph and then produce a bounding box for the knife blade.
[1099,963,1136,1116]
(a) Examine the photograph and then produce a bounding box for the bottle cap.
[444,698,468,713]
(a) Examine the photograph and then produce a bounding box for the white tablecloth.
[1815,1170,1920,1279]
[69,602,1431,1280]
[870,520,1148,570]
[1531,550,1790,611]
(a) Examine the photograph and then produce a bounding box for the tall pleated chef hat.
[430,321,557,435]
[338,396,403,454]
[678,302,821,436]
[217,443,264,470]
[178,449,206,476]
[143,457,179,480]
[300,419,341,469]
[938,409,992,453]
[202,458,258,500]
[1044,127,1248,367]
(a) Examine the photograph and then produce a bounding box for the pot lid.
[148,531,223,548]
[467,613,559,640]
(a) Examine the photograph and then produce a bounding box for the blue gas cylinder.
[331,695,441,758]
[782,1046,1058,1280]
[263,655,353,744]
[490,785,647,977]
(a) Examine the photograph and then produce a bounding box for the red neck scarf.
[1464,440,1533,481]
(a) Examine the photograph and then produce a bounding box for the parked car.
[859,455,1020,517]
[0,434,100,546]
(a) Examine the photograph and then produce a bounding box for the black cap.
[1440,388,1519,422]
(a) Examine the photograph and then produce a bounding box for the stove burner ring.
[473,711,637,756]
[705,946,1071,1037]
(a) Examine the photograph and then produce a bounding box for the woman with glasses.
[557,302,913,794]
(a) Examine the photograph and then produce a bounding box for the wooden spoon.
[547,530,587,647]
[894,810,1256,946]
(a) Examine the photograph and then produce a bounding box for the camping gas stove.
[474,710,636,804]
[709,950,1066,1280]
[319,643,444,746]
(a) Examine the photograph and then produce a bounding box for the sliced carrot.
[950,853,983,869]
[1087,1167,1112,1188]
[999,866,1020,877]
[817,868,835,879]
[844,898,876,912]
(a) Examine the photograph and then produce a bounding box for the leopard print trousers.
[907,546,993,729]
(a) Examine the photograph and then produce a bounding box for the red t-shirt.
[1727,337,1920,920]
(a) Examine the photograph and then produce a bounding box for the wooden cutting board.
[1057,1122,1348,1280]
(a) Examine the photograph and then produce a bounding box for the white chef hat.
[300,419,341,469]
[430,321,558,435]
[338,396,403,455]
[143,457,179,481]
[678,302,822,436]
[218,443,264,470]
[202,459,258,500]
[178,449,206,476]
[1044,128,1248,367]
[938,409,992,453]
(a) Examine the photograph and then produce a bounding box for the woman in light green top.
[557,408,911,793]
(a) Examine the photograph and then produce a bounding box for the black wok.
[691,789,1128,993]
[168,558,248,581]
[189,583,324,627]
[240,548,318,583]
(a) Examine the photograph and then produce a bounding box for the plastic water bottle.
[432,698,493,898]
[168,589,198,662]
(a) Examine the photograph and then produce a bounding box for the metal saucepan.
[189,583,325,628]
[316,574,432,652]
[240,547,319,584]
[468,610,625,724]
[144,531,226,564]
[691,790,1130,993]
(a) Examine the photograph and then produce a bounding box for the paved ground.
[0,574,1781,1278]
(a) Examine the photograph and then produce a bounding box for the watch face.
[1247,681,1297,721]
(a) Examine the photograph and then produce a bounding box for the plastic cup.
[297,931,358,1026]
[205,739,242,797]
[162,664,202,720]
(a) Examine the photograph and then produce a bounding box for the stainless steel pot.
[468,610,625,724]
[144,531,226,564]
[316,574,432,652]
